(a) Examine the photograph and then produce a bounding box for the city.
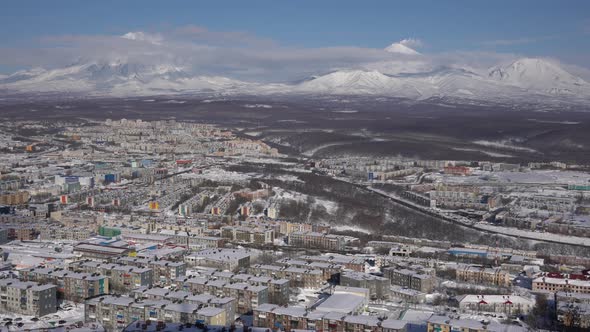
[0,115,589,331]
[2,1,590,331]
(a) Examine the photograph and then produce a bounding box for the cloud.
[480,35,557,47]
[172,24,275,47]
[0,27,403,81]
[121,31,163,45]
[0,25,586,83]
[398,38,423,49]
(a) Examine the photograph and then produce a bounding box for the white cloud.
[121,31,163,45]
[480,35,558,47]
[398,38,423,49]
[0,26,586,83]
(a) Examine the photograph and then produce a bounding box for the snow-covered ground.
[476,223,590,246]
[438,169,590,185]
[273,187,339,215]
[332,225,371,234]
[180,168,252,182]
[0,302,88,331]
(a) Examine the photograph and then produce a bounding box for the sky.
[1,0,590,80]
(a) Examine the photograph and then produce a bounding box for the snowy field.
[439,169,590,185]
[0,302,89,331]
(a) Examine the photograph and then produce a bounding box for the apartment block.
[383,267,436,293]
[116,257,187,286]
[278,221,314,236]
[288,232,345,251]
[299,254,366,272]
[253,304,407,332]
[86,295,231,331]
[0,279,56,317]
[177,276,268,314]
[427,316,522,332]
[458,295,534,315]
[39,226,94,241]
[20,267,109,302]
[277,258,343,281]
[73,242,132,261]
[340,271,390,300]
[249,264,325,289]
[74,261,153,291]
[221,226,274,244]
[0,191,30,205]
[533,276,590,294]
[184,248,251,272]
[131,289,236,326]
[456,265,511,288]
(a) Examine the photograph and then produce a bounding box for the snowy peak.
[385,43,420,55]
[297,70,396,93]
[0,60,248,95]
[1,56,589,102]
[488,58,587,92]
[384,39,421,55]
[300,70,393,88]
[296,69,423,98]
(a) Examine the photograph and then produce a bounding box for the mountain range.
[1,56,589,104]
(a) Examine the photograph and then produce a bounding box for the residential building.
[184,248,251,272]
[384,268,436,293]
[0,279,56,317]
[288,232,345,251]
[533,276,590,294]
[73,243,132,261]
[249,264,325,289]
[427,316,526,332]
[458,295,534,315]
[340,271,390,300]
[20,267,109,302]
[456,265,511,288]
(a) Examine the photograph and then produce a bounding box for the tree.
[526,294,556,330]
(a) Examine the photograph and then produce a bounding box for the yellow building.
[456,265,511,287]
[0,191,30,205]
[428,316,515,332]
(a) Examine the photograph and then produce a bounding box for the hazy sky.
[1,0,589,79]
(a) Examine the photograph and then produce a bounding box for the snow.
[180,168,251,182]
[385,43,421,55]
[162,99,187,104]
[0,302,86,330]
[274,187,339,215]
[332,225,371,234]
[1,57,589,103]
[296,70,421,98]
[527,118,580,125]
[243,104,272,109]
[488,58,587,93]
[476,223,590,246]
[331,110,358,113]
[384,39,422,55]
[473,140,537,153]
[451,147,514,158]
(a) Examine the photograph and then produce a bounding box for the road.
[332,176,590,249]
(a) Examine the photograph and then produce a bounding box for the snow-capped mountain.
[384,42,421,55]
[0,60,253,96]
[1,57,589,103]
[294,59,590,101]
[488,58,587,95]
[295,70,420,98]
